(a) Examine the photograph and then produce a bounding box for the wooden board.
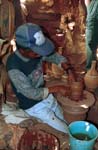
[0,0,15,39]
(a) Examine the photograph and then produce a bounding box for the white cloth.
[25,94,69,133]
[4,114,29,124]
[1,103,30,124]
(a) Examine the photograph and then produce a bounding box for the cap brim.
[31,38,55,56]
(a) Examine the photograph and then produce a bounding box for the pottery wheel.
[45,79,95,109]
[56,90,95,109]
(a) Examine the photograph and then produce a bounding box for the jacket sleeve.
[42,52,68,65]
[8,69,49,100]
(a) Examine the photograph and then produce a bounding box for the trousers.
[25,94,68,133]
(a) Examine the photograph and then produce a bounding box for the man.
[84,0,98,70]
[6,23,70,133]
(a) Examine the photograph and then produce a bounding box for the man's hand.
[61,62,72,71]
[48,85,70,97]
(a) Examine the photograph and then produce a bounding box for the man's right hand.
[48,85,70,97]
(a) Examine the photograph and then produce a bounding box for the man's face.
[20,49,41,59]
[25,50,40,58]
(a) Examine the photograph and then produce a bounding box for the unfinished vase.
[84,60,98,91]
[70,81,84,101]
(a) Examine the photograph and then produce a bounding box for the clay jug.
[84,60,98,91]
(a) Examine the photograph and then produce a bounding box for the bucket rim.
[68,121,98,141]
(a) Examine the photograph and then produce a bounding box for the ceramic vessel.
[51,63,64,78]
[84,60,98,91]
[70,81,84,101]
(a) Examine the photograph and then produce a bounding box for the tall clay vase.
[84,60,98,91]
[70,81,84,101]
[68,69,76,83]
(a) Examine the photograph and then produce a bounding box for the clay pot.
[70,81,84,101]
[84,60,98,91]
[51,63,64,79]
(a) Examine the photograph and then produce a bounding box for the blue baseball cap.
[15,23,55,56]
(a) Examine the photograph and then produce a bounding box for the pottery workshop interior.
[1,0,98,150]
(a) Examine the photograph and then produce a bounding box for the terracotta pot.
[84,60,98,91]
[70,81,84,101]
[51,63,64,79]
